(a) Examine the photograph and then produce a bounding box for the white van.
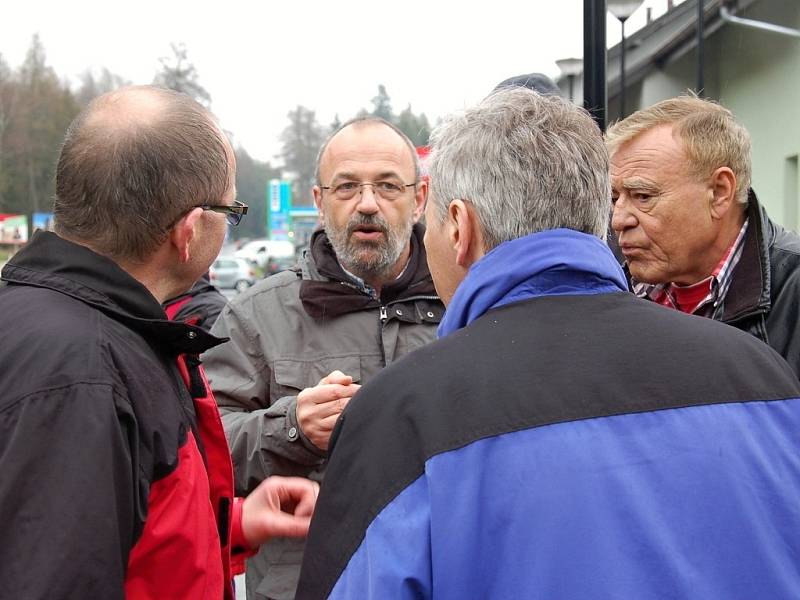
[234,239,295,269]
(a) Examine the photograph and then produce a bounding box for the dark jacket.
[710,190,800,377]
[0,232,250,600]
[204,223,443,600]
[298,229,800,600]
[164,276,228,331]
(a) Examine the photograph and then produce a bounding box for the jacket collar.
[438,229,628,338]
[716,189,771,323]
[299,223,439,319]
[1,232,225,355]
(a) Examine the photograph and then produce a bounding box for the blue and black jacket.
[297,230,800,600]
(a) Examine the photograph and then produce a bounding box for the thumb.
[319,370,353,386]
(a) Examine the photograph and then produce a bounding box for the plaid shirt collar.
[632,219,749,316]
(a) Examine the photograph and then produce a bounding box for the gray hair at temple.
[427,87,610,251]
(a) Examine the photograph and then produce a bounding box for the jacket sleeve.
[0,382,139,600]
[766,261,800,380]
[203,301,326,496]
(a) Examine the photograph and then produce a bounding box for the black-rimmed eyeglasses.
[198,199,249,226]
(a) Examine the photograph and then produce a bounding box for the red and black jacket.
[0,232,252,599]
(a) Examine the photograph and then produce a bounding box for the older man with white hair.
[297,88,800,600]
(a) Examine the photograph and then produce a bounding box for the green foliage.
[361,86,431,145]
[279,105,324,206]
[371,84,394,122]
[0,35,80,216]
[233,146,281,241]
[0,36,205,223]
[397,104,431,146]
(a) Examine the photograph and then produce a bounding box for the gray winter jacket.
[203,225,443,599]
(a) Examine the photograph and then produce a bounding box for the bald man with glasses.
[203,116,445,600]
[0,86,318,599]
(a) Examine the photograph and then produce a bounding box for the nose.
[611,195,638,234]
[355,184,379,214]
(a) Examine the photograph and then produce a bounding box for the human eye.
[379,181,403,192]
[334,181,359,193]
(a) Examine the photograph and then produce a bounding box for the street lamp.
[608,0,645,118]
[556,57,583,103]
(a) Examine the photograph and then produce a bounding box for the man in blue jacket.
[296,87,800,599]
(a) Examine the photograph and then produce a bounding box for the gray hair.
[315,116,420,185]
[427,87,610,250]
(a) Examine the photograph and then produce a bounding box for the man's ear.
[412,177,429,223]
[170,208,203,263]
[447,199,485,268]
[709,167,738,220]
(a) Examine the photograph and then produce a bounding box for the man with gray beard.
[202,116,444,600]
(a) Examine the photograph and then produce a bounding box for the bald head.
[54,85,232,261]
[315,117,420,186]
[82,85,171,132]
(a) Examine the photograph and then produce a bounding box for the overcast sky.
[3,0,680,163]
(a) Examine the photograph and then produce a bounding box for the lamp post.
[697,0,705,96]
[556,58,584,103]
[584,0,607,131]
[608,0,644,118]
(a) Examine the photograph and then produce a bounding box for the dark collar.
[2,232,225,355]
[300,223,438,319]
[717,189,770,322]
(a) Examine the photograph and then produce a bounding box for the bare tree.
[153,42,211,106]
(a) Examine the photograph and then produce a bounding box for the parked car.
[210,257,257,292]
[265,255,297,276]
[234,239,295,269]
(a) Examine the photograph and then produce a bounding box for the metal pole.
[697,0,705,95]
[584,0,607,131]
[620,19,627,117]
[568,75,575,103]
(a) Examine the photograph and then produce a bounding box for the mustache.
[346,214,389,237]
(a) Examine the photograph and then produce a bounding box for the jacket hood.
[438,228,628,337]
[300,223,439,319]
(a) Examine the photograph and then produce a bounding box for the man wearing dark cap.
[494,71,561,95]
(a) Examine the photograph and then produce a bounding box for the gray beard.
[326,214,412,282]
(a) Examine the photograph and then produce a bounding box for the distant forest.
[0,36,432,240]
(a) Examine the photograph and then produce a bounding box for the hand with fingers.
[296,370,361,451]
[241,475,320,548]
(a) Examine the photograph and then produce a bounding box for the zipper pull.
[379,306,388,322]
